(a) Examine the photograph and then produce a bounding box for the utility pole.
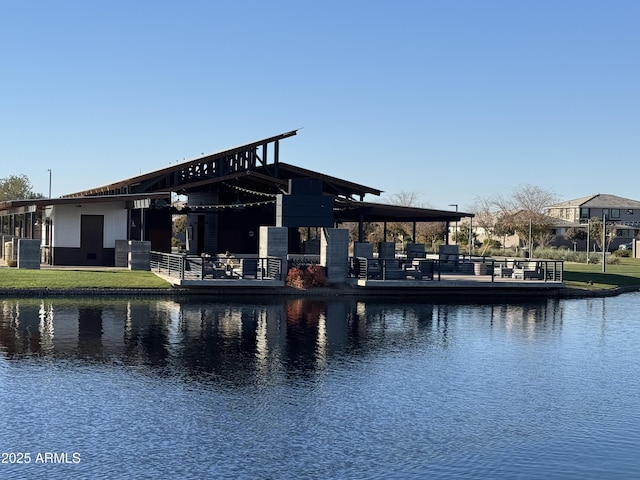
[47,169,52,198]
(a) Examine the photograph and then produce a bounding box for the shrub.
[286,267,306,289]
[286,265,328,289]
[303,264,327,288]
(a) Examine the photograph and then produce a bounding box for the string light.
[223,183,283,197]
[189,199,276,210]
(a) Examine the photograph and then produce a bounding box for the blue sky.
[2,0,638,211]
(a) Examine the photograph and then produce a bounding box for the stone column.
[259,226,288,278]
[128,240,151,271]
[321,228,349,283]
[17,239,41,269]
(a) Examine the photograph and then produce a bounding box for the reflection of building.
[0,298,562,379]
[1,131,470,266]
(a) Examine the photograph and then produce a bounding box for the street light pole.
[602,212,606,273]
[47,169,52,199]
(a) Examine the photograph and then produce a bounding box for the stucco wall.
[50,203,128,248]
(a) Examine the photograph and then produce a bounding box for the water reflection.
[2,295,638,479]
[0,296,561,380]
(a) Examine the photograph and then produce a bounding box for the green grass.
[563,258,640,290]
[0,269,171,289]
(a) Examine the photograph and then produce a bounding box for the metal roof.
[3,130,469,224]
[0,193,171,215]
[334,199,472,223]
[60,130,380,201]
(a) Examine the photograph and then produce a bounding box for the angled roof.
[5,130,469,224]
[547,194,640,209]
[62,130,381,201]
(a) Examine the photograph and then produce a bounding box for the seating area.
[511,261,544,280]
[197,255,264,279]
[494,260,544,280]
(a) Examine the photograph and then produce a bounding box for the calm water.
[0,293,639,479]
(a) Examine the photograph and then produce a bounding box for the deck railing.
[150,251,282,281]
[349,256,563,282]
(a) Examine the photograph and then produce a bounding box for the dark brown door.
[80,214,104,265]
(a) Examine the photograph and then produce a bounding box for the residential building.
[546,194,640,251]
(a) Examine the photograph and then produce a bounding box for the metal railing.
[150,251,282,281]
[349,256,563,282]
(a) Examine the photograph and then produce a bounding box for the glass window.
[611,209,620,219]
[580,208,589,219]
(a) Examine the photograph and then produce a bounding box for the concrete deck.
[0,259,565,297]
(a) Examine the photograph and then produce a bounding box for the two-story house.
[546,194,640,251]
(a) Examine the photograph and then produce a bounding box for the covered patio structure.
[62,129,471,260]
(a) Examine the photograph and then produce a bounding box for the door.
[80,214,104,265]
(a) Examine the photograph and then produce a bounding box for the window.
[580,208,589,219]
[611,209,620,219]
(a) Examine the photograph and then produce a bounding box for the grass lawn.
[0,269,171,289]
[563,257,640,290]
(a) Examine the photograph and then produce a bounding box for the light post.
[47,169,52,198]
[602,213,606,273]
[586,219,590,264]
[448,204,458,246]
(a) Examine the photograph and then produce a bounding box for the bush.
[613,249,631,258]
[532,247,620,264]
[286,265,328,289]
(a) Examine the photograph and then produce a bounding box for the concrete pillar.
[259,226,288,277]
[321,228,349,283]
[115,240,129,267]
[128,240,151,270]
[17,239,41,269]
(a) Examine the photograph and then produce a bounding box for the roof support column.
[274,140,279,177]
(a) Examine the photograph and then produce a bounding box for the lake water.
[0,293,639,479]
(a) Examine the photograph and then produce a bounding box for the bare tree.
[470,196,501,255]
[485,184,559,250]
[587,216,617,252]
[385,191,427,208]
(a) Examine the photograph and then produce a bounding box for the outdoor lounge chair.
[404,259,434,280]
[511,261,544,280]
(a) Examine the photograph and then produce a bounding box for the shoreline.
[1,284,639,299]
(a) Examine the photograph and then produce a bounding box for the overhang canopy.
[0,193,171,216]
[334,200,472,223]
